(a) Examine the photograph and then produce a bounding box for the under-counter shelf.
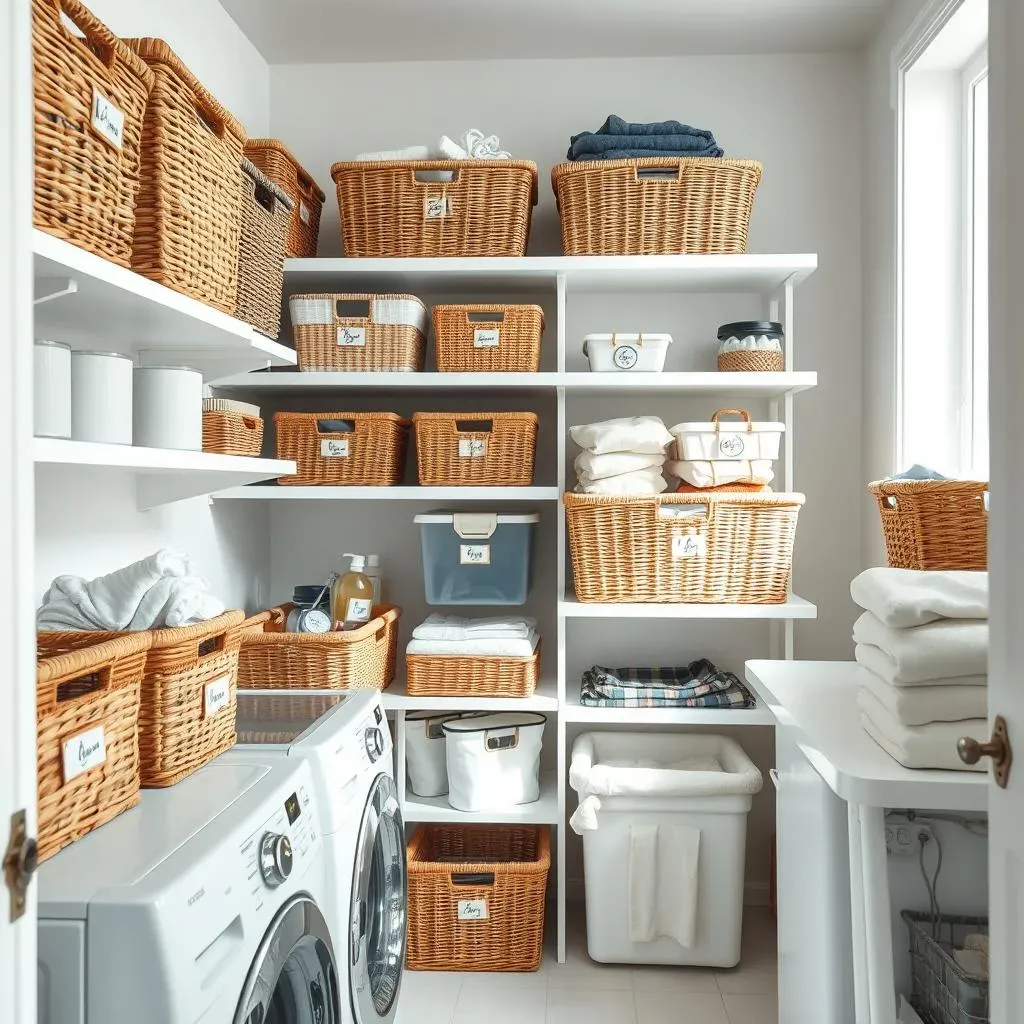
[214,485,560,501]
[384,676,559,712]
[563,691,774,726]
[560,593,818,620]
[401,772,560,824]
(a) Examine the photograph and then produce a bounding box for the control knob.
[365,727,385,762]
[259,833,293,887]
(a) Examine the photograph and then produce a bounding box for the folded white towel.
[666,459,774,488]
[575,468,667,496]
[857,666,987,726]
[855,644,987,689]
[852,612,988,683]
[569,416,673,455]
[629,824,701,949]
[437,135,468,160]
[851,567,989,627]
[575,450,666,483]
[459,128,511,159]
[355,145,431,161]
[412,614,536,641]
[406,632,539,658]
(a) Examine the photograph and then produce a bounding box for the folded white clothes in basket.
[575,468,668,496]
[853,612,988,683]
[629,823,701,948]
[569,416,673,455]
[406,632,539,658]
[438,129,512,160]
[855,644,987,689]
[574,450,666,483]
[411,614,537,641]
[857,666,987,727]
[850,567,989,628]
[665,459,774,489]
[354,145,432,161]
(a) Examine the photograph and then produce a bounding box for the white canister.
[71,350,133,445]
[583,333,673,372]
[34,340,71,438]
[133,366,203,451]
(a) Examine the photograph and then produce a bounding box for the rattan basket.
[718,350,784,372]
[32,0,154,266]
[289,293,427,372]
[406,646,540,698]
[237,605,401,691]
[126,38,246,313]
[203,398,264,457]
[244,138,325,258]
[274,411,410,485]
[36,632,150,862]
[869,480,988,571]
[432,304,544,373]
[564,491,804,603]
[330,160,538,257]
[406,825,550,972]
[413,412,538,486]
[551,158,762,256]
[236,693,343,744]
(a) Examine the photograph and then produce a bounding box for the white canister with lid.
[34,340,71,438]
[71,350,133,445]
[133,366,203,450]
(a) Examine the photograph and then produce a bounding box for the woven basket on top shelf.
[432,304,544,373]
[413,411,538,486]
[406,645,541,698]
[203,398,264,457]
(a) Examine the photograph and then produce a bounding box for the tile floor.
[396,906,778,1024]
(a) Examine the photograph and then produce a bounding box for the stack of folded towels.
[580,659,754,709]
[406,614,539,658]
[569,416,672,495]
[851,567,988,771]
[356,128,512,163]
[567,115,724,161]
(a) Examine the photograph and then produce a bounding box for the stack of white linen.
[406,614,539,658]
[850,567,988,771]
[569,416,672,495]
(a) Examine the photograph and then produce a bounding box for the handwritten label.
[299,200,311,225]
[715,434,746,459]
[473,328,500,349]
[424,196,452,219]
[458,438,487,458]
[204,674,231,718]
[460,544,491,566]
[62,725,106,783]
[672,534,707,559]
[90,87,125,150]
[457,899,489,921]
[613,345,639,370]
[321,438,350,457]
[344,598,372,624]
[337,327,366,347]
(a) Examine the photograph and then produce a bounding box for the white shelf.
[560,594,818,619]
[384,677,559,712]
[401,772,560,824]
[33,438,296,509]
[215,485,559,501]
[33,231,296,365]
[563,692,775,726]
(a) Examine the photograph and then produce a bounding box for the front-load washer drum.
[235,894,340,1024]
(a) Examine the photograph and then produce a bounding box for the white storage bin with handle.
[443,711,546,812]
[405,711,483,798]
[569,731,762,968]
[583,333,673,372]
[670,408,784,462]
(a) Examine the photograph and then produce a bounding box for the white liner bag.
[405,711,483,798]
[288,293,429,335]
[669,408,784,462]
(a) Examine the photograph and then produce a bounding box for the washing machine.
[223,690,406,1024]
[37,757,340,1024]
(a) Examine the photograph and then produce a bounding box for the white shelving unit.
[214,485,560,501]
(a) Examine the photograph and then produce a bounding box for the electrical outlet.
[885,815,934,856]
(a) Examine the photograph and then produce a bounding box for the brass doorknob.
[958,715,1013,788]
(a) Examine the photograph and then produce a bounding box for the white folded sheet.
[852,612,988,683]
[855,644,987,689]
[629,823,701,948]
[354,145,431,161]
[575,468,667,495]
[665,459,774,488]
[569,416,673,455]
[857,666,987,726]
[411,614,536,641]
[405,631,539,658]
[850,567,989,627]
[575,450,666,483]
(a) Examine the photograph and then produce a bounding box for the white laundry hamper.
[405,711,484,797]
[569,732,762,968]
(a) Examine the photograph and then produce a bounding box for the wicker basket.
[330,160,538,257]
[237,605,401,691]
[32,0,154,267]
[35,632,150,862]
[406,646,540,698]
[413,412,538,486]
[125,38,247,313]
[244,138,325,258]
[718,350,784,372]
[236,693,342,743]
[289,293,427,372]
[203,398,264,456]
[551,158,762,256]
[432,305,544,373]
[274,411,410,485]
[236,159,293,339]
[406,825,550,972]
[564,491,804,603]
[869,480,988,571]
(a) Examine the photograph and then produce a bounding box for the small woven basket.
[203,398,264,457]
[869,480,988,570]
[406,647,540,698]
[718,350,784,372]
[413,412,538,486]
[330,160,538,257]
[237,605,401,691]
[32,0,154,266]
[432,305,544,373]
[551,158,762,256]
[244,138,325,258]
[274,411,410,485]
[406,825,550,972]
[564,491,804,603]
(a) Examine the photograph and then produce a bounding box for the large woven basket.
[32,0,154,266]
[406,646,540,698]
[413,412,538,486]
[869,480,988,570]
[564,491,804,603]
[203,398,264,457]
[126,38,246,313]
[244,138,325,258]
[237,605,401,691]
[406,825,550,972]
[35,632,150,862]
[551,158,762,255]
[275,411,410,485]
[331,160,538,257]
[432,305,544,373]
[236,159,293,339]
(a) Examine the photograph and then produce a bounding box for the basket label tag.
[424,196,452,219]
[62,725,106,783]
[344,598,372,624]
[458,438,487,458]
[473,328,500,348]
[457,899,489,921]
[204,674,232,718]
[90,87,124,150]
[460,544,491,565]
[299,200,311,225]
[672,533,706,559]
[321,438,350,457]
[613,345,639,369]
[337,327,366,347]
[715,433,747,459]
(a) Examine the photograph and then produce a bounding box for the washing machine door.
[350,773,407,1024]
[235,894,340,1024]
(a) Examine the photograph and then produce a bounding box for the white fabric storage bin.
[70,350,133,445]
[670,409,784,462]
[133,366,203,450]
[569,732,762,968]
[405,711,483,797]
[443,712,546,812]
[34,340,71,439]
[583,333,673,372]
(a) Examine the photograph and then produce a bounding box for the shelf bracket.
[34,277,78,307]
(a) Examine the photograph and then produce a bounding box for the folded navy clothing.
[568,114,724,161]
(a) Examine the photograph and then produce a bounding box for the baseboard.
[564,878,771,908]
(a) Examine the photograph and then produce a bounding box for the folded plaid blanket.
[580,659,755,709]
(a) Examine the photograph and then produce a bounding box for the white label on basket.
[90,87,124,150]
[299,200,311,225]
[458,438,487,458]
[715,433,747,459]
[344,598,372,624]
[460,544,491,565]
[672,533,706,559]
[613,345,639,370]
[204,675,232,718]
[62,725,106,784]
[457,899,489,921]
[321,438,350,457]
[473,328,500,348]
[424,196,452,219]
[337,327,366,347]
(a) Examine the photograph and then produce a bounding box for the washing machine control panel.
[364,726,385,762]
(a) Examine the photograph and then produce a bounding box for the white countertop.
[745,660,989,811]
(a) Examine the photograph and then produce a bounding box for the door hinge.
[3,809,38,922]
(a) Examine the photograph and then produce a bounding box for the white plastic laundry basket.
[405,711,483,797]
[569,732,762,968]
[670,409,784,462]
[583,333,673,372]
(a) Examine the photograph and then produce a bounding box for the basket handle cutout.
[466,311,505,324]
[49,666,112,713]
[635,166,685,182]
[414,168,458,183]
[335,299,371,322]
[242,416,260,430]
[296,168,318,198]
[195,101,228,141]
[456,419,493,434]
[316,418,356,434]
[451,873,495,886]
[54,1,117,71]
[253,181,277,215]
[485,728,519,751]
[197,632,227,661]
[711,409,753,433]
